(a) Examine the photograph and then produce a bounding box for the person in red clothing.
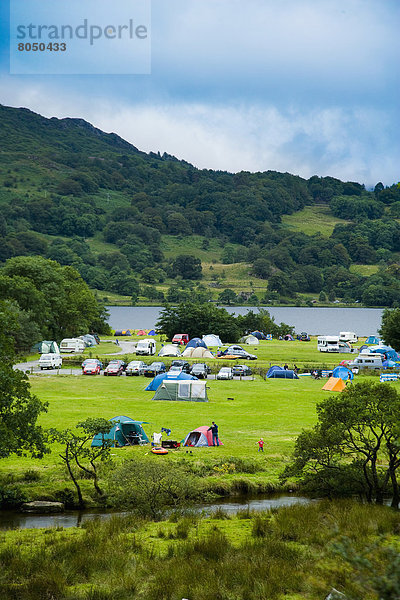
[257,438,264,452]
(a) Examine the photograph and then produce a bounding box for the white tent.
[202,334,222,346]
[182,346,214,359]
[243,335,259,345]
[158,344,181,357]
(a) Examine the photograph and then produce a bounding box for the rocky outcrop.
[21,501,65,513]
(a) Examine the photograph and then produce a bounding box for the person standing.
[208,421,219,446]
[257,438,264,452]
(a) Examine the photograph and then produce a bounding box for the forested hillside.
[0,104,399,307]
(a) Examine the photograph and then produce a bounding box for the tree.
[282,382,400,507]
[0,301,48,459]
[218,288,237,305]
[157,302,241,342]
[49,418,113,508]
[379,308,400,350]
[170,255,202,280]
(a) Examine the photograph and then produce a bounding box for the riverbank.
[1,499,398,600]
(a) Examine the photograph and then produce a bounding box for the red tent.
[183,426,223,447]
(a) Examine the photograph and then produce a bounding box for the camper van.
[317,336,340,352]
[135,339,156,356]
[39,354,62,370]
[339,331,358,344]
[60,338,86,353]
[349,353,384,370]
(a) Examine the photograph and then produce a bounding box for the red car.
[82,359,103,375]
[172,333,189,345]
[104,360,126,376]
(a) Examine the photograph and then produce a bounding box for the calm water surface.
[0,494,311,530]
[107,306,383,337]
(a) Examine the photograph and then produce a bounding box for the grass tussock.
[0,500,399,599]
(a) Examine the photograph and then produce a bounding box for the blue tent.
[251,331,267,340]
[145,371,198,391]
[186,337,207,349]
[267,369,299,379]
[370,345,399,361]
[91,416,149,447]
[148,329,156,336]
[266,365,282,377]
[332,366,354,381]
[366,336,381,345]
[382,359,398,369]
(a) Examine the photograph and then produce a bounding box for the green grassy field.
[281,204,350,236]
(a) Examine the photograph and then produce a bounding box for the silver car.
[217,367,233,380]
[125,360,147,376]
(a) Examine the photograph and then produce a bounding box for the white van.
[60,338,86,353]
[317,336,340,352]
[136,339,156,356]
[349,353,384,370]
[39,354,62,370]
[339,331,358,344]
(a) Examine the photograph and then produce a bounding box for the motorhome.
[135,339,156,356]
[60,338,86,353]
[339,331,358,344]
[39,354,62,370]
[349,353,384,370]
[317,336,340,352]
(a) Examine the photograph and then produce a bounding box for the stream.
[0,494,312,530]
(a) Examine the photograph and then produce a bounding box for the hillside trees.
[0,256,110,341]
[379,308,400,350]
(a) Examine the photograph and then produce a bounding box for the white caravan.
[60,338,86,353]
[39,354,63,370]
[136,338,156,356]
[349,353,384,370]
[339,331,358,344]
[317,336,340,352]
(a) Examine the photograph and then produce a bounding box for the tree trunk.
[63,446,84,509]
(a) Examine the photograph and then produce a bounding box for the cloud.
[1,78,397,186]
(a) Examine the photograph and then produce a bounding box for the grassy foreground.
[0,500,399,599]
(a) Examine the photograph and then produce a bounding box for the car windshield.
[220,368,230,373]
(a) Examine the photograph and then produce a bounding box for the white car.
[125,360,147,376]
[39,354,62,370]
[217,367,233,380]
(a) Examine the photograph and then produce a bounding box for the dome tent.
[183,426,222,447]
[145,371,198,391]
[91,416,149,447]
[158,344,181,357]
[332,366,354,381]
[182,346,214,359]
[186,337,207,349]
[251,331,266,340]
[239,335,259,345]
[267,366,299,379]
[202,334,222,346]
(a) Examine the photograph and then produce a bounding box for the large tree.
[379,308,400,351]
[156,302,240,342]
[282,381,400,508]
[0,301,48,459]
[0,256,110,340]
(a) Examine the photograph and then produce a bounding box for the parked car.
[169,365,184,375]
[190,363,211,379]
[221,345,257,360]
[144,362,166,377]
[39,354,62,370]
[217,367,234,380]
[125,360,147,376]
[170,360,191,373]
[82,359,102,375]
[104,360,126,376]
[232,364,252,377]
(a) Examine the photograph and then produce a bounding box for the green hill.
[0,103,400,307]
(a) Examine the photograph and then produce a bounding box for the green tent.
[91,416,149,447]
[152,380,209,402]
[32,340,59,354]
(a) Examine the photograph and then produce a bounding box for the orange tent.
[322,377,346,392]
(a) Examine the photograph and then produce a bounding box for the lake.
[107,306,383,336]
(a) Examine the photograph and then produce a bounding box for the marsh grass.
[0,501,399,600]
